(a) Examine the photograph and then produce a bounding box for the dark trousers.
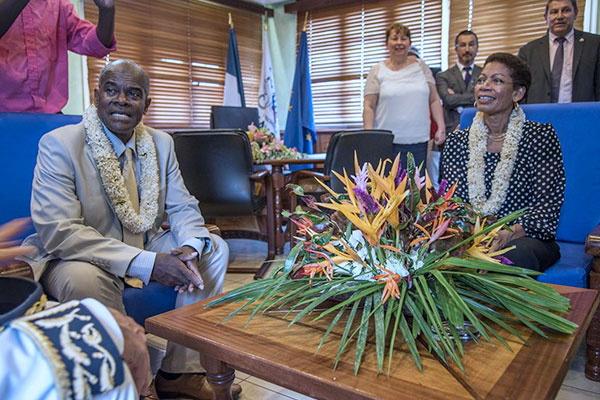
[392,142,427,172]
[503,236,561,272]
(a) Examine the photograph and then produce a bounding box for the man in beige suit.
[21,59,240,399]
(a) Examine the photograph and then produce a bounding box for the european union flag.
[284,30,316,170]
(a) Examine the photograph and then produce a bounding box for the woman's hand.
[434,128,446,145]
[490,224,525,252]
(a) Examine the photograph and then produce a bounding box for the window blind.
[448,0,585,67]
[84,0,262,130]
[302,0,442,129]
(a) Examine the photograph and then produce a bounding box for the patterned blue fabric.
[10,301,125,399]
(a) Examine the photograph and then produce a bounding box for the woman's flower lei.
[83,105,159,233]
[467,106,525,215]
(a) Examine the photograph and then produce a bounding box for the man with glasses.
[518,0,600,103]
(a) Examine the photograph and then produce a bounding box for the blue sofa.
[0,112,176,326]
[460,102,600,380]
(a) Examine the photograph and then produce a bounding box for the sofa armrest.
[585,222,600,381]
[586,222,600,258]
[0,262,34,279]
[585,223,600,275]
[250,169,269,182]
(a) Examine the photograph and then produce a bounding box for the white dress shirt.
[549,29,575,103]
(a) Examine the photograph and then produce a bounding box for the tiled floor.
[156,238,600,400]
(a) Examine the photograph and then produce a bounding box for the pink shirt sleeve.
[61,0,116,57]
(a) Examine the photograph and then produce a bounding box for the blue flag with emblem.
[284,30,316,170]
[223,27,245,107]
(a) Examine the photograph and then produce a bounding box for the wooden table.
[255,154,326,263]
[146,285,599,400]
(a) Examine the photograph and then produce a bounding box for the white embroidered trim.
[467,107,525,215]
[83,105,159,233]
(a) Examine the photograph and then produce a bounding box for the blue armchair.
[0,112,176,326]
[460,102,600,380]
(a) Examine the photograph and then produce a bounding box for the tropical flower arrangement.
[207,154,577,375]
[246,123,303,163]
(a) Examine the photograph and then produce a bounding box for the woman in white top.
[363,23,445,169]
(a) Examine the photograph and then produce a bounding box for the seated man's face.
[94,64,151,142]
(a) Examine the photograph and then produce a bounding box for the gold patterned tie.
[122,147,144,288]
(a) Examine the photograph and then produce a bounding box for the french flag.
[223,27,245,107]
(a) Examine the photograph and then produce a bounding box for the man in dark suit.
[430,30,481,186]
[518,0,600,103]
[436,30,482,134]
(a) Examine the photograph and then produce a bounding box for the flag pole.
[264,11,268,31]
[228,12,233,28]
[303,11,308,32]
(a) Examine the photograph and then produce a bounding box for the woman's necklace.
[487,132,507,142]
[466,107,525,215]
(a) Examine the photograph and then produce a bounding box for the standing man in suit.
[21,59,241,400]
[431,30,481,185]
[518,0,600,103]
[436,30,482,134]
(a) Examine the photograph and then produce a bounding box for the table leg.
[199,354,235,400]
[271,165,286,254]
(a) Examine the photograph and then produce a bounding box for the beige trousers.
[41,232,229,374]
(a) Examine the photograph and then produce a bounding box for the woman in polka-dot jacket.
[440,53,565,272]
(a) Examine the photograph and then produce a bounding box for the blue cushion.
[122,282,178,326]
[0,112,81,226]
[537,241,593,288]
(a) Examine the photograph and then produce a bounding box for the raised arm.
[93,0,115,48]
[0,0,30,38]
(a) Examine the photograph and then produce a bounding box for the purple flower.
[395,169,407,188]
[493,255,515,265]
[437,179,448,196]
[353,187,380,215]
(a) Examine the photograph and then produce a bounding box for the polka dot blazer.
[440,120,566,240]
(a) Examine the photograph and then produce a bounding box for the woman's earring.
[513,101,521,112]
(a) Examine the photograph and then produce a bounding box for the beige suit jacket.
[22,122,209,280]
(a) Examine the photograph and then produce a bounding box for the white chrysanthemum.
[335,261,372,280]
[383,255,409,277]
[408,250,425,271]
